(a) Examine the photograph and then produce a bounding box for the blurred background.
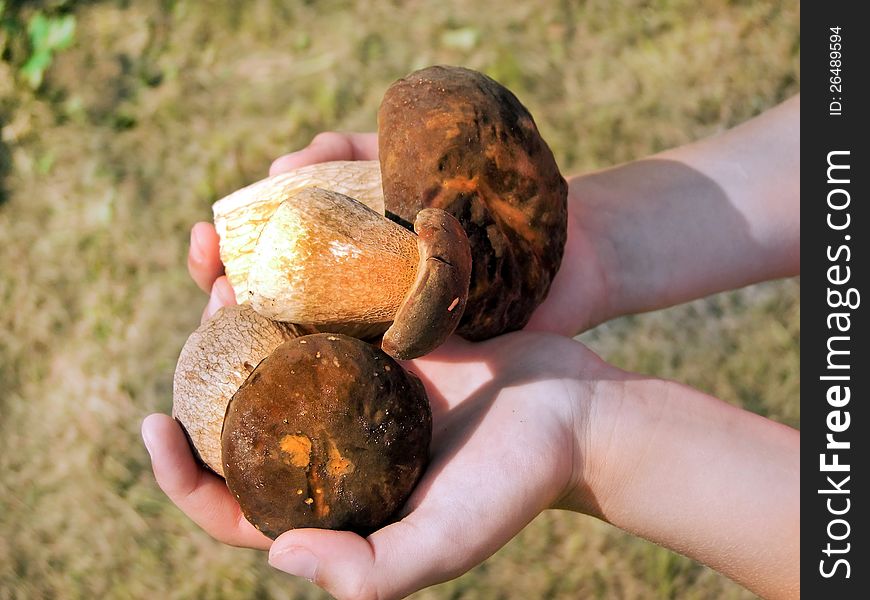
[0,1,799,598]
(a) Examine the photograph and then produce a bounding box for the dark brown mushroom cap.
[221,333,431,538]
[378,65,568,340]
[381,208,472,360]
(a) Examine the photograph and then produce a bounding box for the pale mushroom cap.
[247,187,420,326]
[213,161,383,304]
[172,304,306,476]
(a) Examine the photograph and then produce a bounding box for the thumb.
[268,529,377,599]
[269,512,470,600]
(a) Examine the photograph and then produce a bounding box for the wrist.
[570,376,676,518]
[563,173,629,330]
[551,358,646,517]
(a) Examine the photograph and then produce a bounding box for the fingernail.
[189,228,204,264]
[214,279,236,305]
[141,424,155,460]
[270,153,299,176]
[269,545,319,581]
[204,285,223,318]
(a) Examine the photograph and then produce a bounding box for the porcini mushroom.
[212,65,567,352]
[214,161,384,303]
[173,313,430,537]
[222,333,431,537]
[245,186,472,360]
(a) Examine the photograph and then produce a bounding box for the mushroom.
[172,65,566,539]
[212,65,567,350]
[173,311,430,537]
[214,161,384,304]
[222,333,431,537]
[218,185,472,360]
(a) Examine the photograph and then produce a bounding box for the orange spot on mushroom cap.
[326,443,355,478]
[441,175,480,195]
[424,113,462,139]
[279,434,312,468]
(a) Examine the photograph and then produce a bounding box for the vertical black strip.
[802,3,868,596]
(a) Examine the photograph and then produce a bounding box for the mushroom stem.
[214,161,383,303]
[248,187,420,326]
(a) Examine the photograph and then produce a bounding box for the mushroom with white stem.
[213,160,384,304]
[212,65,568,353]
[245,186,472,360]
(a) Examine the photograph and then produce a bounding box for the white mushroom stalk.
[213,160,383,304]
[210,161,472,358]
[247,187,419,326]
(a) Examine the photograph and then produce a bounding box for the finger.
[269,132,378,176]
[142,413,272,550]
[201,276,237,323]
[187,222,224,293]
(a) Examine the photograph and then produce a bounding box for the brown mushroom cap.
[378,65,568,340]
[221,333,431,538]
[172,305,309,476]
[382,208,472,360]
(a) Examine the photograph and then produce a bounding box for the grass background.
[0,1,799,598]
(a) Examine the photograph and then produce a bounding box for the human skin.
[528,95,800,335]
[144,96,800,599]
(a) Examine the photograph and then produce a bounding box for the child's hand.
[150,194,611,597]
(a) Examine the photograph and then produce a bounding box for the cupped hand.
[145,132,613,598]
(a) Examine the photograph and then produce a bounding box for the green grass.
[1,0,798,598]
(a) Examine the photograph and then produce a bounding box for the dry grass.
[1,1,798,598]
